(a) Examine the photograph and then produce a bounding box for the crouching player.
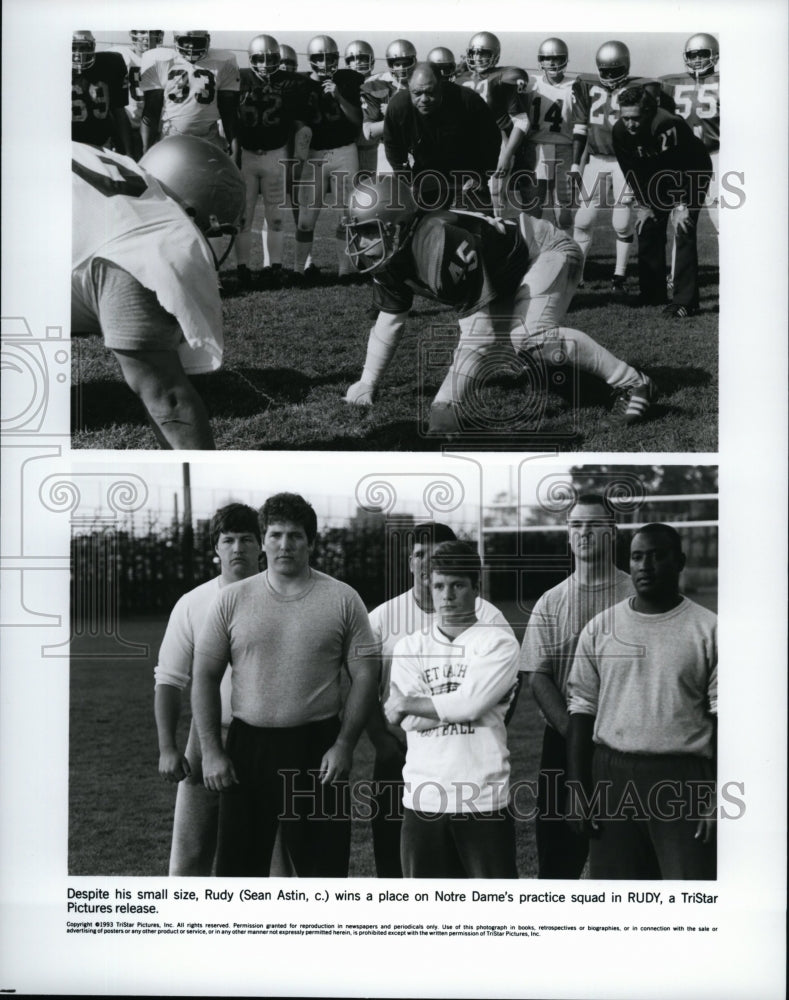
[384,541,520,878]
[343,175,657,433]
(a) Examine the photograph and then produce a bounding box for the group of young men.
[154,492,717,881]
[71,29,719,446]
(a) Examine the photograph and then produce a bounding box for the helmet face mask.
[386,39,417,82]
[130,30,164,55]
[345,40,375,76]
[466,31,500,74]
[345,178,418,273]
[427,47,457,81]
[596,40,630,90]
[72,31,96,73]
[308,35,340,79]
[248,35,281,81]
[538,37,568,81]
[683,33,719,78]
[174,31,211,63]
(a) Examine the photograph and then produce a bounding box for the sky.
[97,29,702,79]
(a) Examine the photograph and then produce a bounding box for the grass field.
[71,207,718,452]
[69,586,717,878]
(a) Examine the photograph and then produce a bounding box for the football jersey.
[659,72,719,151]
[572,75,671,156]
[526,73,577,145]
[456,65,531,133]
[71,142,223,373]
[304,69,363,149]
[140,47,240,139]
[360,72,404,126]
[115,45,146,128]
[238,68,312,151]
[72,51,129,147]
[373,211,531,318]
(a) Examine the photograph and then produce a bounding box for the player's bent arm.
[345,310,410,404]
[566,711,598,837]
[530,672,570,737]
[140,90,164,152]
[430,637,519,722]
[154,683,191,782]
[191,651,237,790]
[320,651,380,784]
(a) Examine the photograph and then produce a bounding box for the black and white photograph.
[0,0,787,997]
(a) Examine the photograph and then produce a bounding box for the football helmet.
[248,34,281,81]
[344,176,419,273]
[466,31,500,73]
[595,40,630,90]
[173,31,211,63]
[683,33,719,78]
[72,31,96,73]
[427,46,457,81]
[307,35,340,79]
[279,44,298,72]
[345,40,375,76]
[130,30,165,55]
[386,39,417,82]
[140,135,246,237]
[538,37,568,80]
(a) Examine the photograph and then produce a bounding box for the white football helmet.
[140,135,246,237]
[345,40,375,77]
[173,31,211,63]
[130,30,164,56]
[538,37,568,81]
[345,176,419,273]
[386,39,417,82]
[308,35,340,79]
[72,31,96,73]
[248,34,281,81]
[466,31,500,74]
[427,46,457,81]
[683,33,719,78]
[595,40,630,90]
[279,44,298,73]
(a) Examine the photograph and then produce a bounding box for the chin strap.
[205,226,239,271]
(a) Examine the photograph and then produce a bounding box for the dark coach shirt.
[383,82,501,193]
[612,107,713,208]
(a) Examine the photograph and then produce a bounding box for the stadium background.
[69,463,717,877]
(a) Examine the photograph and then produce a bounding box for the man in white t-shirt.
[567,523,717,879]
[520,493,634,878]
[154,503,261,875]
[368,523,514,876]
[385,541,520,878]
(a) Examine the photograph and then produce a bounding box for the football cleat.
[236,265,253,289]
[248,35,281,81]
[427,46,457,80]
[611,274,629,301]
[466,31,501,73]
[596,40,630,90]
[344,381,376,405]
[386,39,417,82]
[307,35,340,79]
[683,33,719,78]
[610,375,657,425]
[72,31,96,72]
[663,303,699,318]
[345,40,375,76]
[279,44,298,72]
[173,31,211,63]
[130,30,165,55]
[427,402,462,435]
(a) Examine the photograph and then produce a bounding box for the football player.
[661,33,720,287]
[72,31,134,156]
[140,31,241,160]
[524,38,577,232]
[345,41,378,179]
[71,136,245,449]
[455,31,532,216]
[114,30,165,159]
[279,44,299,73]
[427,46,457,81]
[342,175,657,434]
[294,35,363,282]
[235,34,313,288]
[569,41,671,294]
[360,39,418,176]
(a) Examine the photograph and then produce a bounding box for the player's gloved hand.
[159,747,191,783]
[344,380,375,405]
[635,205,657,235]
[672,203,692,234]
[427,401,461,436]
